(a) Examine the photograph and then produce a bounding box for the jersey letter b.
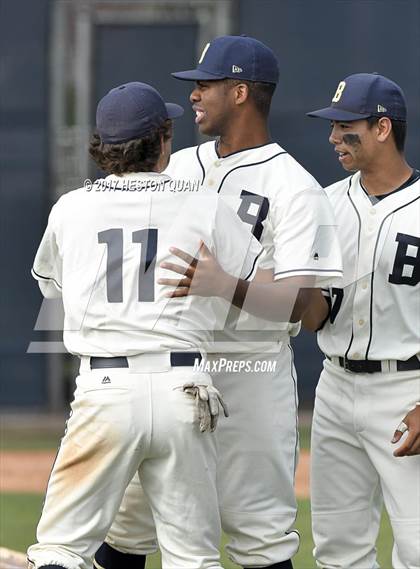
[332,81,346,103]
[388,232,420,286]
[198,43,210,64]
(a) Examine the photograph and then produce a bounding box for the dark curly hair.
[89,120,172,175]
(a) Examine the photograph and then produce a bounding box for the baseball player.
[304,73,420,568]
[26,81,263,569]
[95,35,342,569]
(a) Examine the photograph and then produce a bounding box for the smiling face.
[329,119,382,172]
[189,80,237,137]
[329,118,390,172]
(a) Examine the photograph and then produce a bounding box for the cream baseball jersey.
[165,141,343,351]
[318,170,420,360]
[32,172,262,356]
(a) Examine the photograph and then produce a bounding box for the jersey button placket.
[367,210,378,233]
[351,214,375,359]
[351,287,370,355]
[206,162,223,190]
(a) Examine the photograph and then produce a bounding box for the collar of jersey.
[351,170,420,212]
[357,169,420,202]
[213,139,278,160]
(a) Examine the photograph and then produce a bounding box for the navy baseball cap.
[96,82,184,144]
[307,73,407,122]
[172,35,279,84]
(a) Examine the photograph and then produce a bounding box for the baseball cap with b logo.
[172,35,279,84]
[307,73,407,122]
[96,82,184,144]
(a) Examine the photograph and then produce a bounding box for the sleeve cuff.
[274,268,343,280]
[31,268,62,290]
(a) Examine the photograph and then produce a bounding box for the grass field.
[0,493,393,568]
[0,423,394,568]
[0,428,64,451]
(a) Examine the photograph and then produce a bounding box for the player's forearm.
[301,290,329,331]
[221,275,316,322]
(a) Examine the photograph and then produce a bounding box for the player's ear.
[159,132,170,156]
[159,134,166,155]
[233,83,249,106]
[158,128,172,171]
[376,117,393,143]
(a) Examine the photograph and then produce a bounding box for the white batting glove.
[181,382,229,432]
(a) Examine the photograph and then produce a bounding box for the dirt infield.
[1,449,310,497]
[295,451,310,497]
[0,451,56,494]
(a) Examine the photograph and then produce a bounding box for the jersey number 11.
[98,228,158,303]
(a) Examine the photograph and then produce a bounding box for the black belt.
[326,355,420,373]
[90,352,202,370]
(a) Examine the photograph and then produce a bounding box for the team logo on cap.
[198,43,210,64]
[332,81,346,103]
[377,104,387,113]
[232,65,243,73]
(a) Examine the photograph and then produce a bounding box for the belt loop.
[388,360,397,373]
[79,356,91,374]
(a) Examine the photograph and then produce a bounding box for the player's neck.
[360,154,412,196]
[217,119,270,157]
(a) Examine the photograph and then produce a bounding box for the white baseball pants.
[103,345,300,567]
[311,359,420,569]
[27,359,222,569]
